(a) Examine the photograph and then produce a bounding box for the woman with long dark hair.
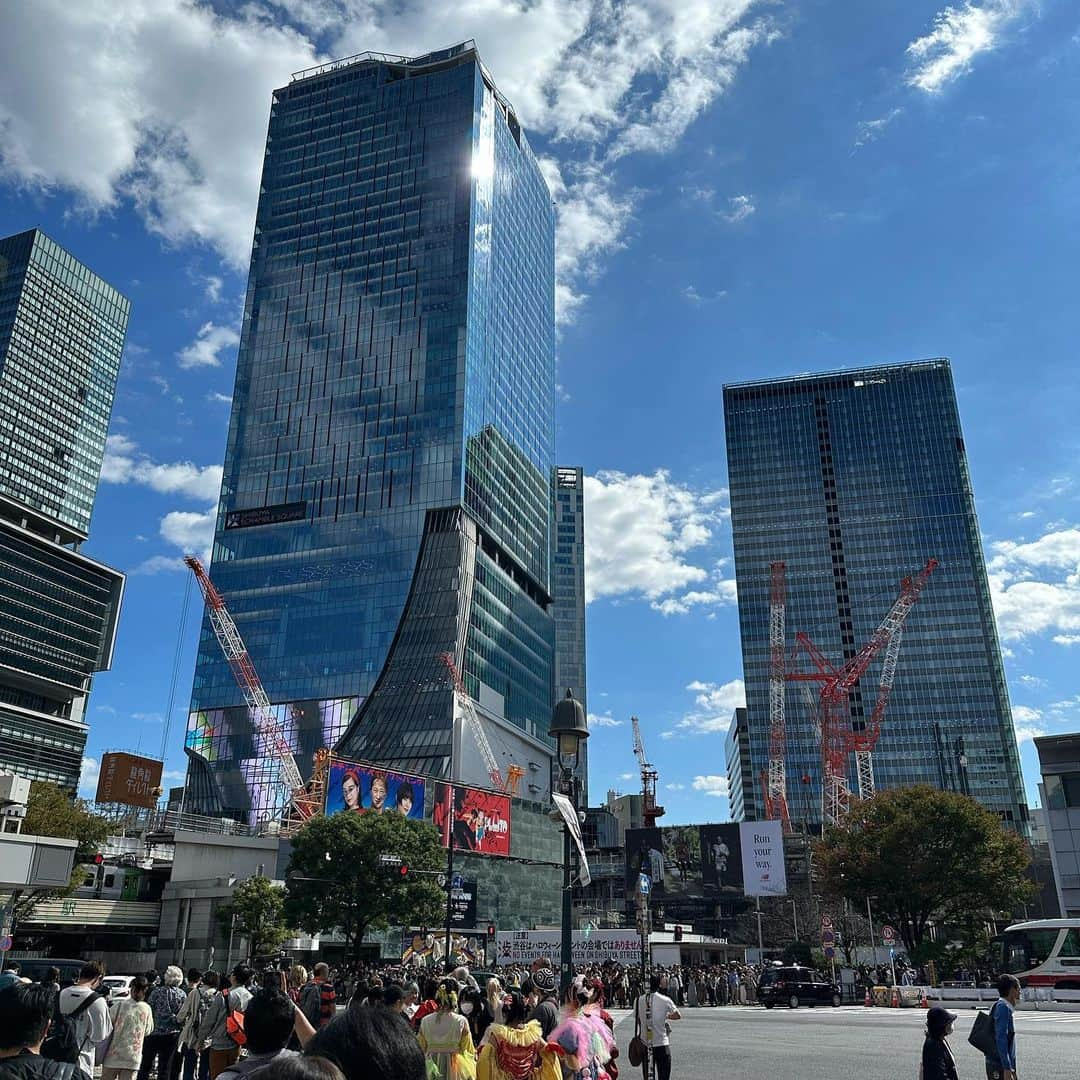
[475,990,557,1080]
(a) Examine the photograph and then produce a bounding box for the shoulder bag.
[967,1006,999,1063]
[627,994,646,1067]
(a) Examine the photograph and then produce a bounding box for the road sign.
[882,924,896,944]
[638,873,651,895]
[378,854,402,867]
[452,873,463,890]
[821,930,836,945]
[0,935,11,952]
[824,946,836,960]
[821,915,833,930]
[436,873,447,889]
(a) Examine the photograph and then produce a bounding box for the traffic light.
[487,924,496,940]
[674,925,682,942]
[399,864,409,878]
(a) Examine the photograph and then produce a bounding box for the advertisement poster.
[495,931,640,967]
[739,820,788,896]
[325,758,426,819]
[432,782,510,857]
[700,823,744,895]
[402,930,486,967]
[96,752,163,809]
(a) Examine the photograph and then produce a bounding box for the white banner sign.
[552,791,591,887]
[739,820,788,897]
[495,930,640,966]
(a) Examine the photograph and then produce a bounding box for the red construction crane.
[439,652,524,796]
[788,558,937,826]
[184,555,324,825]
[761,561,792,832]
[632,717,665,827]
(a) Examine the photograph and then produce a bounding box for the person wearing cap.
[526,968,558,1039]
[921,1005,959,1080]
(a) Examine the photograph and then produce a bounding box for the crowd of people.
[0,956,1025,1080]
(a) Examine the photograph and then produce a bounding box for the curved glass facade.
[185,44,556,822]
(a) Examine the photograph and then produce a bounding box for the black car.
[758,965,842,1009]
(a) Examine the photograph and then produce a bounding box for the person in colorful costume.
[418,981,476,1080]
[476,991,559,1080]
[546,982,615,1080]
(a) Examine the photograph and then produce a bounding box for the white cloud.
[79,756,100,799]
[854,108,903,148]
[1017,674,1046,688]
[587,712,624,728]
[618,772,636,781]
[692,774,729,797]
[178,321,241,369]
[203,274,224,303]
[651,573,737,616]
[0,1,776,323]
[675,678,746,734]
[905,1,1032,94]
[130,555,188,575]
[721,193,755,223]
[160,508,216,557]
[666,782,685,791]
[1012,705,1042,725]
[101,434,222,501]
[1014,724,1046,745]
[988,526,1080,643]
[682,284,728,304]
[583,470,729,606]
[207,392,233,405]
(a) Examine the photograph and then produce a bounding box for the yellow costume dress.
[476,1020,560,1080]
[419,1010,477,1080]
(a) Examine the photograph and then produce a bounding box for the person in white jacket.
[102,978,154,1080]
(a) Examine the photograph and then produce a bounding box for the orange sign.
[95,752,164,809]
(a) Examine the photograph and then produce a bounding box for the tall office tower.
[0,229,127,790]
[184,42,558,821]
[725,707,755,822]
[724,359,1028,833]
[552,466,587,801]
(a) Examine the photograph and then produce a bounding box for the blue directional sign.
[638,873,651,895]
[452,873,463,890]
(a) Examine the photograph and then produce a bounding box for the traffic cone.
[890,987,900,1009]
[864,987,872,1007]
[920,988,930,1009]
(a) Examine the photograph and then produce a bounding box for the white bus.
[1000,919,1080,989]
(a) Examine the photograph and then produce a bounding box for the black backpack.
[41,992,99,1066]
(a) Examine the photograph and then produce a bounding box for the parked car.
[102,975,138,999]
[8,958,85,988]
[758,965,842,1009]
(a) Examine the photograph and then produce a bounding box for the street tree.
[217,876,290,960]
[814,785,1035,956]
[285,810,444,961]
[9,782,111,931]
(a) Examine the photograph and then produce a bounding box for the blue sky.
[2,0,1078,820]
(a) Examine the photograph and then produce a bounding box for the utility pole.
[443,701,457,971]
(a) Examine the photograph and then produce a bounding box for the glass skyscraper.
[0,229,127,790]
[724,359,1028,833]
[184,42,558,824]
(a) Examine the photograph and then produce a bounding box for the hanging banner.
[739,820,788,897]
[325,759,426,819]
[431,782,511,857]
[495,930,640,966]
[552,791,591,887]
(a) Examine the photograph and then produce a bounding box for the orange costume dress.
[476,1020,560,1080]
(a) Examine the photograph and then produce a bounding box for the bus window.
[1002,928,1060,973]
[1060,929,1080,958]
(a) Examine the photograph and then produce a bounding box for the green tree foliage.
[217,876,290,960]
[9,782,111,929]
[285,811,445,961]
[814,785,1035,954]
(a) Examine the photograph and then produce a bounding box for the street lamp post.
[548,689,589,995]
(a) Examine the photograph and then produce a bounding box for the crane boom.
[764,561,791,831]
[184,555,307,808]
[631,716,665,826]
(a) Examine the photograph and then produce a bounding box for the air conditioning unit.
[0,773,30,807]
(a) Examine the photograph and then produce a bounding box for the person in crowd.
[633,973,679,1080]
[0,964,26,991]
[138,966,186,1080]
[196,966,253,1080]
[402,983,420,1022]
[298,966,335,1031]
[0,983,75,1080]
[412,979,441,1031]
[252,1058,343,1080]
[985,974,1020,1080]
[475,989,557,1080]
[40,970,61,996]
[485,980,505,1028]
[548,981,614,1080]
[527,969,559,1040]
[287,968,308,1007]
[382,987,405,1015]
[921,1005,959,1080]
[102,976,153,1080]
[217,989,300,1080]
[457,987,486,1046]
[175,970,218,1080]
[305,1005,425,1080]
[58,961,112,1080]
[418,981,476,1080]
[452,968,480,993]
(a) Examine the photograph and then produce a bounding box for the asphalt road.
[609,1005,1080,1079]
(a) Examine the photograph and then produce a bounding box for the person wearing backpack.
[175,971,218,1080]
[138,967,186,1080]
[196,966,253,1080]
[0,983,75,1080]
[52,962,111,1080]
[297,966,335,1031]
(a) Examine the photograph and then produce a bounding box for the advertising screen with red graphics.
[325,758,426,819]
[431,782,511,858]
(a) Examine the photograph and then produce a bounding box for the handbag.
[627,995,646,1068]
[968,1007,999,1062]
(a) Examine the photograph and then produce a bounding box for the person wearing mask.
[633,973,680,1080]
[138,966,186,1080]
[986,975,1020,1080]
[418,981,476,1080]
[457,988,486,1046]
[216,990,300,1080]
[175,971,218,1080]
[526,969,558,1040]
[196,967,253,1080]
[102,977,154,1080]
[57,962,112,1080]
[0,983,75,1080]
[921,1005,959,1080]
[304,1006,425,1080]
